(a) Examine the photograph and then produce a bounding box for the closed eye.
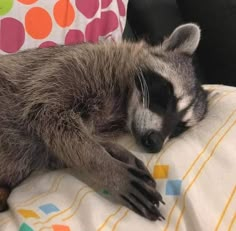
[170,121,188,138]
[135,69,176,113]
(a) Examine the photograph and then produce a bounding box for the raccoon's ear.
[162,23,201,55]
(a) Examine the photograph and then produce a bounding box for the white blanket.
[0,84,235,231]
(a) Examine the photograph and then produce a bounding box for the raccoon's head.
[128,23,208,153]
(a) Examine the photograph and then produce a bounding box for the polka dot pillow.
[0,0,128,54]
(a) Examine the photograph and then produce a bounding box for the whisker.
[139,69,150,109]
[137,69,145,107]
[143,77,150,108]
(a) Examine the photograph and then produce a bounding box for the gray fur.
[0,24,207,220]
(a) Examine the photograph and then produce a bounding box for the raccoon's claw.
[153,203,165,220]
[160,199,166,205]
[121,191,165,221]
[121,167,165,221]
[128,167,156,187]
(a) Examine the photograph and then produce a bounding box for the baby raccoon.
[0,24,207,221]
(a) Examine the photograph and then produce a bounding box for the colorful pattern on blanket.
[0,0,127,54]
[5,165,182,231]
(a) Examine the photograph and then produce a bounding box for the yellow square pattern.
[153,165,169,179]
[17,209,40,219]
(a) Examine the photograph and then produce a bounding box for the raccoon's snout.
[141,130,164,153]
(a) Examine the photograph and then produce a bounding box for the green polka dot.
[19,223,33,231]
[0,0,13,16]
[101,189,110,195]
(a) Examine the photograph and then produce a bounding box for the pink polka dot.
[117,0,126,16]
[85,19,100,43]
[0,17,25,53]
[100,11,119,35]
[75,0,99,18]
[65,30,84,45]
[85,11,118,42]
[39,41,57,48]
[102,0,112,8]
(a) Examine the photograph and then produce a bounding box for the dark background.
[123,0,236,86]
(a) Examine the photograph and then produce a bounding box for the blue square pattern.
[166,180,182,196]
[39,203,60,215]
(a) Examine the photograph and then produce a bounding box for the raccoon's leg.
[27,110,165,221]
[0,129,49,212]
[0,151,32,212]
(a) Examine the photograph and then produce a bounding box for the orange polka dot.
[53,0,75,28]
[25,7,52,39]
[17,0,38,4]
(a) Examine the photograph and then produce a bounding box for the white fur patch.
[177,97,192,112]
[135,107,163,133]
[182,108,193,122]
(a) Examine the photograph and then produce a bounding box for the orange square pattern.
[53,225,71,231]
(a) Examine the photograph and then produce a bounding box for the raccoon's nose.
[141,130,164,153]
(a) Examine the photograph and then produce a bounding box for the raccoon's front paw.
[101,142,165,221]
[120,166,165,221]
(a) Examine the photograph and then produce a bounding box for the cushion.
[0,0,128,54]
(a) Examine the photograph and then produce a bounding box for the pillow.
[177,0,236,86]
[0,84,235,231]
[0,0,128,54]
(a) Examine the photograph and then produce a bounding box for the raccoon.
[0,24,207,221]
